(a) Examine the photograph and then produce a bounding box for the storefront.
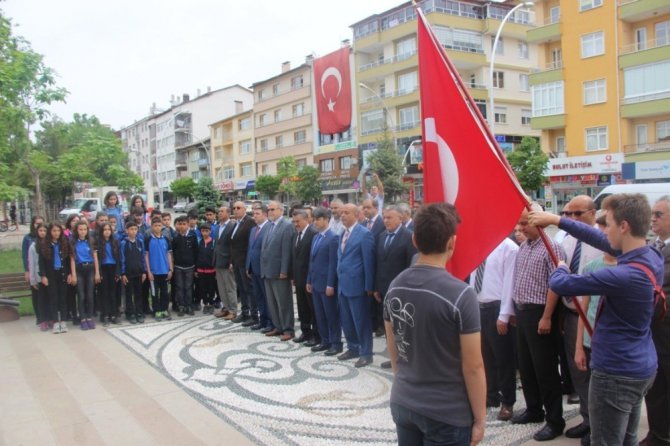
[622,160,670,183]
[545,153,625,211]
[320,178,359,204]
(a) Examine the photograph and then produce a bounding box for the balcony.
[359,50,417,72]
[623,140,670,154]
[621,91,670,118]
[198,158,209,170]
[619,0,670,23]
[619,40,670,69]
[175,154,187,170]
[527,21,560,45]
[529,61,564,85]
[531,114,566,130]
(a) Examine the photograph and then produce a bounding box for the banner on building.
[313,47,352,135]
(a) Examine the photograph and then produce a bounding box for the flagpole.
[414,6,593,337]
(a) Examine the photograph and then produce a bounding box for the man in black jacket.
[230,201,257,324]
[172,216,198,316]
[291,209,318,345]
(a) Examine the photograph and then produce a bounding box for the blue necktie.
[384,232,395,251]
[311,234,323,257]
[570,240,582,274]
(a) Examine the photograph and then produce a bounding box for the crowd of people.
[19,186,670,446]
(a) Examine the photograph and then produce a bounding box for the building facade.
[210,110,256,199]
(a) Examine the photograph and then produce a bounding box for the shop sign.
[546,153,624,176]
[218,181,234,192]
[622,160,670,180]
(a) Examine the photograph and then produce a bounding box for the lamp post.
[489,1,534,135]
[359,82,397,150]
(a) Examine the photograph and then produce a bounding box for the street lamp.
[359,82,397,146]
[489,1,534,135]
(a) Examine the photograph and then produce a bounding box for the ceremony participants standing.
[511,207,566,442]
[95,223,121,326]
[39,223,72,334]
[196,224,217,315]
[29,224,48,330]
[328,199,344,235]
[23,216,45,323]
[362,198,385,242]
[306,207,341,355]
[291,209,318,345]
[70,221,97,330]
[397,203,414,231]
[471,238,518,421]
[336,203,375,368]
[145,217,173,321]
[172,216,198,316]
[261,202,295,341]
[213,206,237,319]
[102,191,123,225]
[120,221,146,324]
[230,201,256,325]
[246,205,273,331]
[361,172,385,210]
[384,203,485,446]
[641,196,670,446]
[531,194,662,446]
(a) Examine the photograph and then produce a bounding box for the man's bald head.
[567,195,596,225]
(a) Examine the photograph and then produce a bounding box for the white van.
[594,183,670,209]
[59,198,102,222]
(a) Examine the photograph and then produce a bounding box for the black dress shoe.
[533,424,563,442]
[565,423,590,439]
[486,399,501,408]
[232,314,250,323]
[511,410,545,424]
[338,350,359,361]
[381,360,392,369]
[260,326,274,334]
[354,357,372,368]
[311,344,330,352]
[241,319,257,327]
[293,333,307,343]
[581,432,590,446]
[304,339,320,348]
[324,346,343,356]
[250,323,263,330]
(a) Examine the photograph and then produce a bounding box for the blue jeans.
[590,370,656,446]
[391,402,471,446]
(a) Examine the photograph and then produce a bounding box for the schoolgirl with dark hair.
[103,191,123,227]
[70,221,97,330]
[38,223,71,334]
[28,224,48,330]
[95,223,121,326]
[23,215,45,323]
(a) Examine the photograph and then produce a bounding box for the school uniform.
[121,237,146,322]
[38,241,70,323]
[145,233,172,315]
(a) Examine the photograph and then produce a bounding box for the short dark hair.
[161,212,171,218]
[187,211,198,220]
[199,222,211,231]
[205,207,216,214]
[312,206,331,220]
[151,209,162,217]
[413,203,460,254]
[151,217,162,225]
[292,208,308,219]
[174,215,188,224]
[125,221,138,230]
[96,211,108,219]
[254,204,268,214]
[602,193,651,238]
[131,206,144,216]
[108,214,117,222]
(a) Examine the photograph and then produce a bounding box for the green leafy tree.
[170,177,196,199]
[255,175,281,200]
[296,165,322,204]
[506,136,548,195]
[192,176,219,217]
[366,128,408,202]
[277,156,298,202]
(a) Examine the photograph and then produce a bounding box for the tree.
[366,128,408,202]
[255,175,281,200]
[506,136,548,195]
[192,176,219,217]
[277,156,298,202]
[296,165,322,204]
[170,177,196,199]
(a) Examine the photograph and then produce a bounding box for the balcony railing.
[531,60,563,73]
[622,90,670,105]
[360,86,419,104]
[624,140,670,153]
[360,50,417,72]
[620,38,670,55]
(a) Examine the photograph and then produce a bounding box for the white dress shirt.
[561,230,603,310]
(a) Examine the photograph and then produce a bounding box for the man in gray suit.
[261,201,295,341]
[213,205,237,320]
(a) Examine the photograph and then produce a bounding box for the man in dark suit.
[642,196,670,446]
[373,205,417,341]
[261,201,295,341]
[398,202,414,232]
[362,198,385,241]
[337,203,375,368]
[291,209,318,345]
[307,207,342,355]
[213,206,237,319]
[230,201,256,325]
[246,205,273,332]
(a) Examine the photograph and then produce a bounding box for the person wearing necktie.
[212,206,238,320]
[362,198,385,240]
[229,201,257,325]
[642,196,670,446]
[290,209,318,346]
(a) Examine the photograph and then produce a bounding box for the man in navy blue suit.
[362,198,385,241]
[337,203,376,368]
[307,207,342,355]
[245,205,273,332]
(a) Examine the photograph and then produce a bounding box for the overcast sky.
[3,0,402,130]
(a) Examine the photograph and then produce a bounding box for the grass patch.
[0,249,22,274]
[18,296,35,316]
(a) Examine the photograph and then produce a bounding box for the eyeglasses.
[267,208,277,211]
[560,210,593,217]
[233,206,244,210]
[653,211,665,219]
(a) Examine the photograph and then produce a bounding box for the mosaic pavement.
[108,316,579,446]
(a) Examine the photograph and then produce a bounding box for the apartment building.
[529,0,670,209]
[210,110,256,199]
[351,0,539,204]
[121,112,158,206]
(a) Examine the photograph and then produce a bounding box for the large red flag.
[417,8,528,280]
[313,47,352,135]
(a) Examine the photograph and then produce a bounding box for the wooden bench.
[0,272,29,321]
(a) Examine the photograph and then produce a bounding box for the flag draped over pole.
[417,7,527,280]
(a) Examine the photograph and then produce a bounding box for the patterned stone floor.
[108,315,581,446]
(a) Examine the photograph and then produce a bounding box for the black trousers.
[198,272,216,305]
[46,269,67,322]
[99,264,118,318]
[31,287,39,322]
[152,275,169,312]
[645,355,670,445]
[480,303,517,406]
[295,283,316,339]
[125,275,143,316]
[36,284,50,323]
[516,305,565,429]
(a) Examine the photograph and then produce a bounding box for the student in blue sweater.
[530,193,663,446]
[145,217,173,321]
[95,223,121,326]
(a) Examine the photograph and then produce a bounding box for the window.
[223,167,234,180]
[239,140,251,155]
[291,76,303,89]
[491,36,504,56]
[494,106,507,124]
[272,84,280,96]
[398,105,419,130]
[192,171,201,181]
[518,41,529,59]
[261,164,270,175]
[274,110,282,122]
[636,28,647,51]
[395,36,416,59]
[239,117,251,131]
[550,6,560,24]
[258,89,267,101]
[294,130,306,144]
[657,120,670,141]
[259,139,268,152]
[556,136,565,154]
[475,100,487,119]
[240,162,252,177]
[586,126,608,151]
[581,32,604,58]
[532,81,565,116]
[361,110,385,133]
[296,158,306,169]
[340,156,352,170]
[275,135,283,148]
[656,21,670,46]
[636,125,648,146]
[521,109,531,125]
[583,79,607,105]
[213,127,221,139]
[258,114,267,127]
[470,74,476,87]
[397,71,417,94]
[519,74,529,92]
[320,159,334,173]
[493,71,505,88]
[433,26,484,53]
[292,103,304,117]
[579,0,602,11]
[624,61,670,103]
[215,148,223,160]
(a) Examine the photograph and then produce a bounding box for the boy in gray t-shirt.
[383,203,486,446]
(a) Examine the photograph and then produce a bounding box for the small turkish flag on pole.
[313,47,352,135]
[417,7,527,280]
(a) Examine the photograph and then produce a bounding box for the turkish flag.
[313,47,352,135]
[417,8,527,280]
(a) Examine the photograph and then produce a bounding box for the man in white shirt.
[328,199,344,236]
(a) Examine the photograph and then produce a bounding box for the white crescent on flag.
[320,67,342,112]
[424,117,459,204]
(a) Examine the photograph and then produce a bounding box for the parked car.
[173,201,188,213]
[59,198,101,222]
[185,201,199,214]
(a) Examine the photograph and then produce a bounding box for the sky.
[3,0,402,131]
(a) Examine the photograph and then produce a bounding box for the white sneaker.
[52,323,60,334]
[59,322,67,333]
